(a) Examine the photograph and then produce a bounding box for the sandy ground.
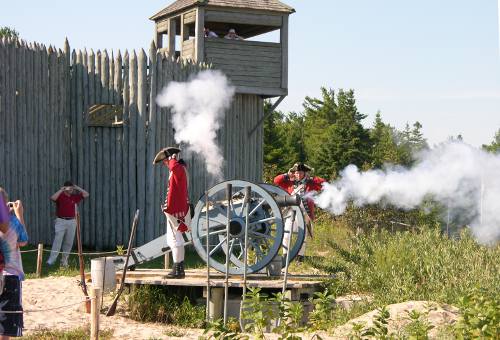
[22,276,203,339]
[21,276,460,339]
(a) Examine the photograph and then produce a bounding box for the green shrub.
[128,285,205,327]
[453,287,500,339]
[319,228,499,306]
[21,326,113,340]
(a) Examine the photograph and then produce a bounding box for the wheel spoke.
[248,199,265,217]
[209,236,227,256]
[251,231,274,240]
[251,241,264,258]
[228,238,235,257]
[249,216,276,226]
[200,228,227,238]
[203,217,226,229]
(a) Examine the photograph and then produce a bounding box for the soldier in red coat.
[154,146,191,279]
[274,163,326,261]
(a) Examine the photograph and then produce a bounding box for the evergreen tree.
[302,88,338,168]
[0,27,19,39]
[263,101,286,168]
[312,90,371,178]
[482,129,500,153]
[370,112,400,168]
[410,121,428,153]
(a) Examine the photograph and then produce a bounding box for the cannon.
[114,180,307,275]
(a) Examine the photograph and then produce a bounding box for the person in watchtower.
[153,146,191,279]
[273,163,326,262]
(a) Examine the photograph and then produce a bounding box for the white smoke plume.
[315,141,500,244]
[156,70,234,178]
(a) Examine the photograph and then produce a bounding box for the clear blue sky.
[2,0,499,146]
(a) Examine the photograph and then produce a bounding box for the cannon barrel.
[275,194,301,207]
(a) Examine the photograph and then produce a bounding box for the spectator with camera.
[46,181,89,267]
[0,187,27,337]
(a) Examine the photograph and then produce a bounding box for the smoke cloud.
[156,70,234,179]
[315,141,500,244]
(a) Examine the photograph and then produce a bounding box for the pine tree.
[302,88,338,168]
[482,129,500,153]
[0,27,19,39]
[312,90,371,178]
[370,112,400,168]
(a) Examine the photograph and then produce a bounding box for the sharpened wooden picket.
[0,41,264,249]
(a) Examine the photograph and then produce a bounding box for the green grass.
[20,325,113,339]
[306,215,500,329]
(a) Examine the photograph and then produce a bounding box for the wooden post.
[164,252,170,270]
[209,287,224,320]
[195,7,205,63]
[137,49,147,246]
[167,18,176,58]
[281,15,289,90]
[90,287,101,340]
[36,243,43,277]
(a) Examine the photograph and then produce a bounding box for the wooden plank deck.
[124,269,327,289]
[87,268,329,289]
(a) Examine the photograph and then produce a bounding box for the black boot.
[165,262,179,279]
[164,262,185,279]
[177,261,186,279]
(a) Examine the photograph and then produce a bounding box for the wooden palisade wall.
[0,38,264,249]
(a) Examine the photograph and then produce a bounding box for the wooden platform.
[88,268,330,321]
[121,268,328,290]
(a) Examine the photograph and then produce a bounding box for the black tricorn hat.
[153,146,181,164]
[289,162,312,172]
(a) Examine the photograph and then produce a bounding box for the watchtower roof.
[150,0,295,20]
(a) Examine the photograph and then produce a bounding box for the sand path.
[22,276,203,339]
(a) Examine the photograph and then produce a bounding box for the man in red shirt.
[154,146,190,279]
[47,181,89,267]
[274,163,326,261]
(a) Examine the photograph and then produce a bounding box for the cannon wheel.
[259,183,306,267]
[189,180,284,275]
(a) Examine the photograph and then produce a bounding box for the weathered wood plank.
[154,51,163,239]
[32,44,41,241]
[0,40,6,189]
[114,51,123,246]
[82,49,90,245]
[205,39,281,49]
[95,50,103,249]
[195,7,205,62]
[109,52,117,248]
[88,50,97,247]
[136,49,147,245]
[146,43,157,242]
[183,10,196,24]
[281,14,288,89]
[42,46,50,243]
[101,50,111,248]
[121,51,130,245]
[205,10,282,27]
[128,51,138,246]
[76,50,84,196]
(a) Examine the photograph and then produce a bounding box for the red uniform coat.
[273,174,326,220]
[164,158,190,232]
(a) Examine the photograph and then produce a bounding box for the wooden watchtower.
[151,0,294,98]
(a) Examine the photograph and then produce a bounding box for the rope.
[41,249,119,256]
[0,297,95,314]
[19,249,39,253]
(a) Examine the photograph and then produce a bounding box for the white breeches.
[165,213,185,263]
[283,216,306,256]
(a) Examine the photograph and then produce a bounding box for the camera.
[7,202,14,208]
